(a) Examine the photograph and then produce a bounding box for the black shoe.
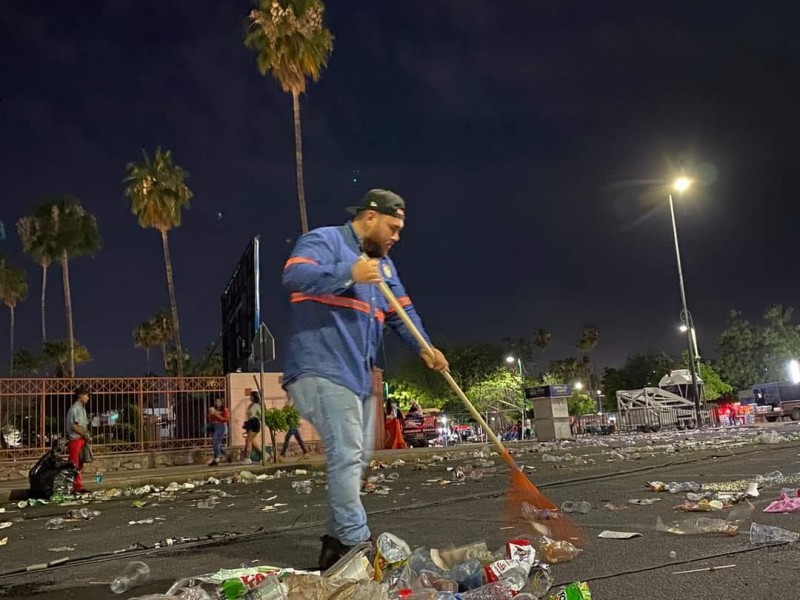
[319,535,351,571]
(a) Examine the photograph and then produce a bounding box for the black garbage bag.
[28,441,79,499]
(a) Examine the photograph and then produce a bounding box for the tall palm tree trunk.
[161,343,167,372]
[160,229,183,377]
[61,250,75,377]
[145,348,151,374]
[40,263,48,344]
[8,306,14,375]
[292,90,309,234]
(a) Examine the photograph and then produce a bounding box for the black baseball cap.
[346,189,406,219]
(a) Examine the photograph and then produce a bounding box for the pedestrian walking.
[65,386,90,493]
[242,391,263,464]
[279,425,309,460]
[207,397,229,466]
[282,189,448,569]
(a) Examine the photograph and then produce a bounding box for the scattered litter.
[0,538,7,546]
[657,516,738,536]
[49,546,75,552]
[673,564,736,575]
[0,522,12,529]
[750,522,799,544]
[561,501,591,514]
[127,518,163,526]
[669,550,677,559]
[762,493,800,513]
[628,498,661,505]
[292,480,312,495]
[598,530,642,539]
[603,503,628,511]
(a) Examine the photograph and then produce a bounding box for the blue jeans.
[286,376,376,545]
[212,423,227,458]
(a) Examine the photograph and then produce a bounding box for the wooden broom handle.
[366,258,510,457]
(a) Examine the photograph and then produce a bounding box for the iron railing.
[0,377,227,460]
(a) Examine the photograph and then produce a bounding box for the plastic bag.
[28,442,79,499]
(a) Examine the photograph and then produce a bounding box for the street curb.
[0,443,499,503]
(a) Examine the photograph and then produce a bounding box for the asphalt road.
[1,426,800,599]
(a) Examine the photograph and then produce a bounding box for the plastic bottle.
[560,501,591,514]
[46,517,65,529]
[458,581,514,599]
[67,508,100,520]
[522,564,554,597]
[452,559,485,591]
[656,516,738,536]
[110,561,151,594]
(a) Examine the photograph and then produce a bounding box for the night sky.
[2,2,799,377]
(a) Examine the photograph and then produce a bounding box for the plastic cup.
[749,522,799,545]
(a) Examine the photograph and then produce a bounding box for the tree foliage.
[262,405,301,462]
[568,392,595,416]
[716,304,800,390]
[601,352,677,410]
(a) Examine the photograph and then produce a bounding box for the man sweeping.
[282,189,448,569]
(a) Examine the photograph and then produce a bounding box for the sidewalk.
[0,443,495,503]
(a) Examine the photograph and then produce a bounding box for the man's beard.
[361,237,386,258]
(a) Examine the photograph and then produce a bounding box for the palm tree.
[149,309,174,372]
[12,349,45,377]
[42,339,92,377]
[17,204,59,345]
[533,328,552,368]
[577,324,600,387]
[0,259,29,374]
[48,196,102,377]
[124,149,192,377]
[245,0,334,234]
[132,318,160,374]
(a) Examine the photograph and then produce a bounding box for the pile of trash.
[123,532,590,599]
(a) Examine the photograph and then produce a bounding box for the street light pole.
[506,356,527,439]
[669,182,701,423]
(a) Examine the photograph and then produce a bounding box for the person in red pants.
[65,387,91,493]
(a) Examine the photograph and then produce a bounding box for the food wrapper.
[221,573,286,600]
[373,533,411,582]
[548,581,592,600]
[505,538,535,567]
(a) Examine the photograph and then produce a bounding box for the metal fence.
[0,377,227,461]
[615,407,715,433]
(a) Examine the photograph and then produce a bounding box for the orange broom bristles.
[502,453,587,548]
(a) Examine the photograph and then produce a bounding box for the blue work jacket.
[282,222,431,397]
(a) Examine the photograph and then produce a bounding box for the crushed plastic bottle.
[111,561,151,594]
[46,517,66,530]
[666,481,702,494]
[656,516,738,536]
[458,581,515,599]
[560,501,591,514]
[66,508,100,520]
[755,470,783,484]
[292,480,313,494]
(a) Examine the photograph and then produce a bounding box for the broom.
[372,271,585,546]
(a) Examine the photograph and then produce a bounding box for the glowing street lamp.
[574,381,583,391]
[505,355,527,437]
[789,360,800,385]
[669,176,701,420]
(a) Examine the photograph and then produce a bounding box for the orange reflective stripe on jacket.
[290,293,385,323]
[386,295,412,314]
[284,256,319,269]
